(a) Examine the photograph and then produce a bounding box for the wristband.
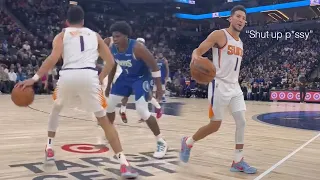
[32,74,40,81]
[152,71,161,78]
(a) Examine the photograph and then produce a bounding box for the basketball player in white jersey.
[103,37,162,123]
[16,5,138,178]
[179,5,257,174]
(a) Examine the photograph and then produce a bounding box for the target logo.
[287,92,294,99]
[296,93,300,100]
[313,93,320,100]
[271,92,278,99]
[61,144,109,154]
[279,92,286,99]
[305,93,311,100]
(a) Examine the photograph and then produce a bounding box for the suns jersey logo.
[227,45,243,57]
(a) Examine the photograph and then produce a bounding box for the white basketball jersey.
[212,29,243,84]
[62,27,99,69]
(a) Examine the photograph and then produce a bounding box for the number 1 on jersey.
[80,35,84,52]
[234,58,239,71]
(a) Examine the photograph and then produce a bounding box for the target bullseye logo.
[296,93,300,100]
[314,93,320,100]
[271,92,278,99]
[287,92,293,99]
[61,144,109,154]
[279,92,285,99]
[305,93,311,100]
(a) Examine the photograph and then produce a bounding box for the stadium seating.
[1,0,319,103]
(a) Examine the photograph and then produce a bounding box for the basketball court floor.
[0,95,320,180]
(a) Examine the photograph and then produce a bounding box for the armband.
[152,71,161,78]
[32,74,40,81]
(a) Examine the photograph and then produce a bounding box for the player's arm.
[33,32,63,81]
[97,33,115,83]
[134,42,162,92]
[192,30,225,58]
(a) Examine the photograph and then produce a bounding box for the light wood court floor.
[0,95,320,180]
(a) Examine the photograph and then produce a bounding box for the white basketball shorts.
[52,69,107,113]
[208,78,246,121]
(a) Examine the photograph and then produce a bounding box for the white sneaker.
[153,140,168,159]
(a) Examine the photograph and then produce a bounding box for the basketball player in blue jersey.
[153,53,169,102]
[105,38,163,123]
[102,21,168,158]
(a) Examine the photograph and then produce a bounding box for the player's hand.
[15,78,36,90]
[190,54,201,67]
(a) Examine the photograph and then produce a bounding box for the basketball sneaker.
[155,107,163,119]
[45,147,55,162]
[119,110,128,123]
[161,96,166,103]
[180,136,192,163]
[153,140,168,159]
[120,164,139,178]
[230,158,257,174]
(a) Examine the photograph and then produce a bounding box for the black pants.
[0,81,9,93]
[300,88,306,102]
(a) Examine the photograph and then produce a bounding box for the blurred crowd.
[0,0,319,102]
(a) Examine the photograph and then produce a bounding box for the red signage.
[269,90,320,102]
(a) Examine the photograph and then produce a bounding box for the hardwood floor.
[0,95,319,180]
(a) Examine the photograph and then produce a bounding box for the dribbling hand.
[15,78,36,90]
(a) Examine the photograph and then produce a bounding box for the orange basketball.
[11,86,34,107]
[190,56,216,83]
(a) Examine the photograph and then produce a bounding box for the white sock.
[47,137,54,150]
[117,152,129,166]
[150,97,161,109]
[186,137,195,146]
[120,105,126,113]
[234,149,243,162]
[156,134,166,143]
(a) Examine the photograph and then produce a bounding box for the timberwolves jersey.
[110,39,151,100]
[157,59,166,84]
[110,39,149,80]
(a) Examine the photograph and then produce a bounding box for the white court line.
[254,132,320,180]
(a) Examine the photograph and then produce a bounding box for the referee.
[299,75,307,103]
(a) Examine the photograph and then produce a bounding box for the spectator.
[7,68,17,92]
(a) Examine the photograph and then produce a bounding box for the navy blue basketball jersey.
[110,39,149,80]
[157,59,167,84]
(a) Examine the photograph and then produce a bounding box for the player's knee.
[53,100,63,109]
[135,96,151,120]
[208,120,222,133]
[106,94,120,113]
[94,110,106,118]
[232,110,246,129]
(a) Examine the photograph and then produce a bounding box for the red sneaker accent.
[120,164,127,173]
[46,148,54,158]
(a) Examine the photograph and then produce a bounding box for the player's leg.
[161,83,166,102]
[83,75,138,178]
[180,80,227,163]
[119,97,129,123]
[106,80,131,124]
[148,80,162,119]
[229,93,257,174]
[45,82,65,162]
[134,79,168,158]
